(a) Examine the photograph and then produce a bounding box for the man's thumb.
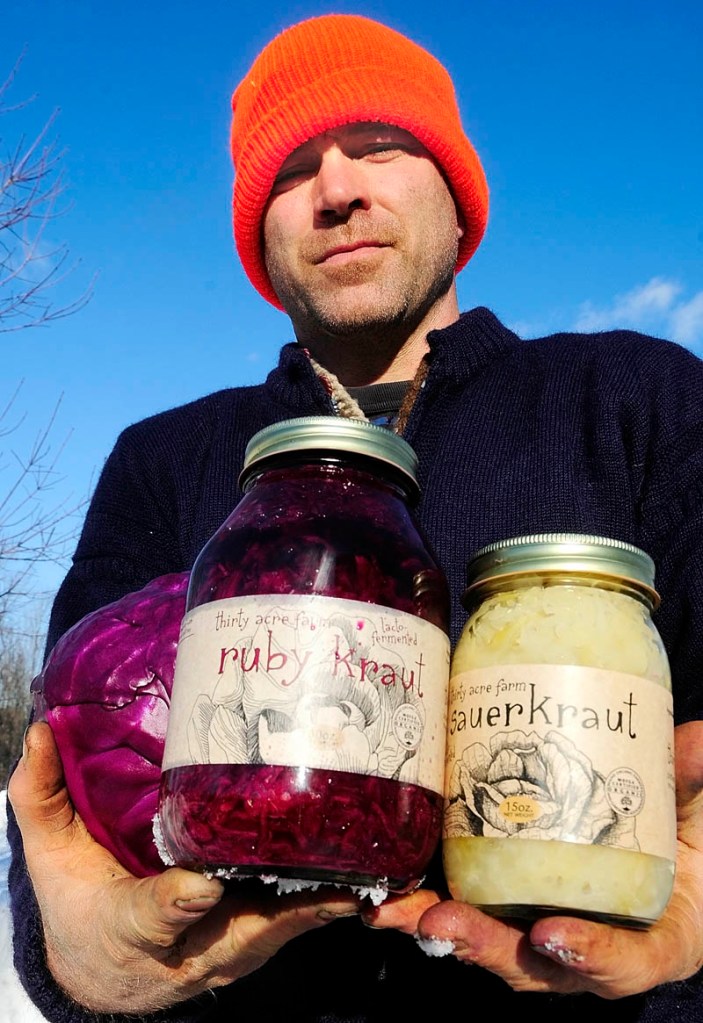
[8,722,76,846]
[120,869,225,951]
[674,721,703,853]
[675,721,703,813]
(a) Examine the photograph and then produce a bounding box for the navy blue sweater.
[10,308,703,1021]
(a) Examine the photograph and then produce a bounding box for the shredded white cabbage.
[456,584,669,685]
[446,582,673,924]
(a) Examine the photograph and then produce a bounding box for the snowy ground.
[0,794,50,1021]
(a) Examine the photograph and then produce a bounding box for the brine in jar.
[444,533,675,927]
[158,417,450,893]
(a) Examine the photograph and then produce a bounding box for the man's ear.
[456,206,465,240]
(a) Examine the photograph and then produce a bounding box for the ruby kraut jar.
[158,417,450,892]
[444,534,675,927]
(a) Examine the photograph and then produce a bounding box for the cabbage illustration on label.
[445,728,641,849]
[163,594,449,795]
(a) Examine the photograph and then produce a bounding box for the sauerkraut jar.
[158,417,450,893]
[444,533,675,927]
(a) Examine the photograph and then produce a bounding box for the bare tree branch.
[0,613,42,777]
[0,51,95,333]
[0,56,91,626]
[0,386,85,617]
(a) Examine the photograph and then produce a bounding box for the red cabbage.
[34,573,188,877]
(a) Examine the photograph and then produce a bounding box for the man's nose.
[312,149,371,221]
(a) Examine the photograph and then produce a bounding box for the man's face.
[262,123,464,341]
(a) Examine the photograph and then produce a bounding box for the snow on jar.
[158,417,450,893]
[444,533,675,927]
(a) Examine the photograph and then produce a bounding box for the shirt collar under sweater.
[263,307,521,419]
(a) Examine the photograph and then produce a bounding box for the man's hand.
[363,720,703,998]
[8,723,359,1015]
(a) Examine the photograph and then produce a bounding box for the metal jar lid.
[464,533,659,608]
[240,416,419,491]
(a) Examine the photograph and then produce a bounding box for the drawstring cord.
[304,349,429,435]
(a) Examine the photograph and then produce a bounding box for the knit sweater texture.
[9,307,703,1021]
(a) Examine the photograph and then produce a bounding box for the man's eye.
[271,166,314,193]
[360,141,408,159]
[368,142,403,153]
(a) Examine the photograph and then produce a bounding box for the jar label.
[444,664,676,861]
[163,594,450,794]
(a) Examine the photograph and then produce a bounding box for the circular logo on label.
[498,796,542,823]
[392,705,423,750]
[605,767,645,816]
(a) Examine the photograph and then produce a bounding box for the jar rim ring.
[464,533,659,608]
[240,416,419,490]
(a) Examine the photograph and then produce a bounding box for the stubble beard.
[266,234,459,351]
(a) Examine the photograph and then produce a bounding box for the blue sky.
[2,0,702,615]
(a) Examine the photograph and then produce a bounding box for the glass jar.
[444,533,675,927]
[158,417,450,892]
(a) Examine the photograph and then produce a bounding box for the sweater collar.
[264,307,520,410]
[424,306,521,382]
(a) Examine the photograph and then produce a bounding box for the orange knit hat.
[231,14,489,309]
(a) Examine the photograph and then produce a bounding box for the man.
[8,14,703,1022]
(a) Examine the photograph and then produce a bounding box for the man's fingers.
[412,901,654,996]
[675,721,703,822]
[114,869,225,951]
[8,724,363,1013]
[377,891,701,998]
[201,888,361,979]
[371,722,703,1000]
[416,898,700,997]
[8,722,76,846]
[362,889,441,934]
[529,914,668,996]
[530,865,703,997]
[109,865,360,977]
[365,891,567,991]
[415,900,569,991]
[112,880,361,992]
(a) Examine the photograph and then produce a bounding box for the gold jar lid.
[464,533,659,609]
[240,416,419,492]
